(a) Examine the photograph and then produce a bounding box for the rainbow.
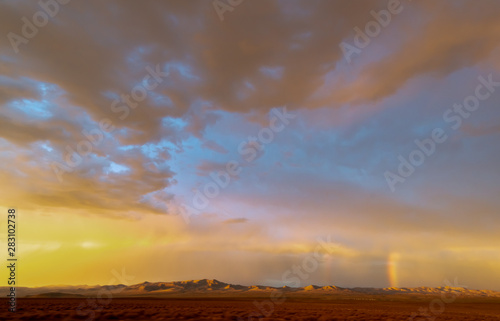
[387,252,400,288]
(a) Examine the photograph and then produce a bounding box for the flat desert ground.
[2,297,500,321]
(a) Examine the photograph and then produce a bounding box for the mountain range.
[3,279,500,298]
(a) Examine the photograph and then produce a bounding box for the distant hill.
[25,292,86,298]
[3,279,500,298]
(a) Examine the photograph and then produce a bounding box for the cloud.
[196,160,232,177]
[202,140,228,154]
[1,0,500,290]
[223,218,248,224]
[461,123,500,137]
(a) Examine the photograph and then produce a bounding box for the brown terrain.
[1,279,499,320]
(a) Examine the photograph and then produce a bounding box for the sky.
[1,0,500,290]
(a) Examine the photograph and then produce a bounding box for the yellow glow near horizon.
[0,208,185,287]
[2,207,500,290]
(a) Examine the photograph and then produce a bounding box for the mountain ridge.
[3,279,500,298]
